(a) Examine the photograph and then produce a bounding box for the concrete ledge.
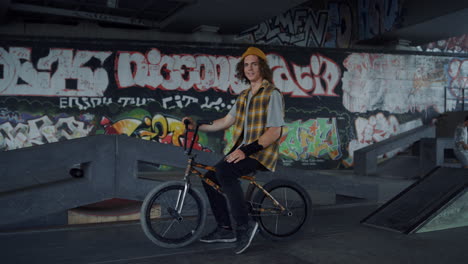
[420,137,462,174]
[354,125,435,176]
[0,135,413,229]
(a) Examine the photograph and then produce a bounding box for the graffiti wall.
[1,37,467,170]
[236,0,402,48]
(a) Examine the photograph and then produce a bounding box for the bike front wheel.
[252,179,311,240]
[140,181,207,248]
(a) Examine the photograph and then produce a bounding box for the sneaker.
[234,221,259,254]
[199,226,237,243]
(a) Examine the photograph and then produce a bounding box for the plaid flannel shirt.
[231,80,283,171]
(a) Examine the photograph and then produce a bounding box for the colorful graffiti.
[343,113,422,166]
[342,53,449,114]
[99,109,210,152]
[0,111,94,150]
[1,38,461,170]
[223,118,342,164]
[280,118,342,162]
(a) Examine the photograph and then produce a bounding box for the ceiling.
[0,0,466,46]
[356,1,468,46]
[2,0,309,34]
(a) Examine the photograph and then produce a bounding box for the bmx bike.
[140,120,312,248]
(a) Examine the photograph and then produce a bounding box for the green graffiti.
[279,118,341,161]
[223,126,235,154]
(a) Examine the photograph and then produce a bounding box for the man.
[454,115,468,168]
[183,47,285,254]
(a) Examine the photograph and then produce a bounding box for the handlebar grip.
[197,120,213,125]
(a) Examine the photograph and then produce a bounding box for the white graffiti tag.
[345,113,422,165]
[162,95,198,109]
[0,116,94,150]
[116,48,342,98]
[116,48,247,94]
[59,97,155,109]
[0,47,111,96]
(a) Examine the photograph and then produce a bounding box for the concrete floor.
[2,203,467,264]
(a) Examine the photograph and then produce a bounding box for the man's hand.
[225,149,246,163]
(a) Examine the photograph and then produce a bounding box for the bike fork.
[172,159,193,220]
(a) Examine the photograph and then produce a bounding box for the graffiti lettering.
[272,54,341,97]
[59,97,113,109]
[0,47,111,96]
[116,50,341,97]
[358,0,400,40]
[326,2,353,48]
[201,97,224,111]
[237,7,329,47]
[343,113,422,166]
[117,97,155,107]
[59,97,154,109]
[279,118,341,161]
[0,115,93,150]
[116,49,248,94]
[0,108,21,123]
[419,34,468,54]
[447,58,468,98]
[162,95,199,109]
[100,112,211,152]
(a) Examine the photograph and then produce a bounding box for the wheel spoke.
[253,182,309,239]
[140,183,206,248]
[275,215,279,234]
[162,219,177,237]
[283,188,288,208]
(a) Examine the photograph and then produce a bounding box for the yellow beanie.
[241,47,267,61]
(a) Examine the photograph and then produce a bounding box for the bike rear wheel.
[252,179,311,240]
[140,181,207,248]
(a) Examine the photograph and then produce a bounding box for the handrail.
[354,125,435,176]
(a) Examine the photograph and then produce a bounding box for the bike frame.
[175,121,287,216]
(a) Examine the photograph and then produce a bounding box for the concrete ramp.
[0,135,219,229]
[361,167,467,233]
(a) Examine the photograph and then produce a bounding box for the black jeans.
[202,156,261,228]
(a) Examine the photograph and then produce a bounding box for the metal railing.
[445,86,467,112]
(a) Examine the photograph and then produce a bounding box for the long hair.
[235,56,273,84]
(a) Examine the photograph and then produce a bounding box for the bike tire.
[252,179,311,240]
[140,181,207,248]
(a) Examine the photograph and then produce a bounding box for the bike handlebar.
[183,119,213,155]
[184,119,213,126]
